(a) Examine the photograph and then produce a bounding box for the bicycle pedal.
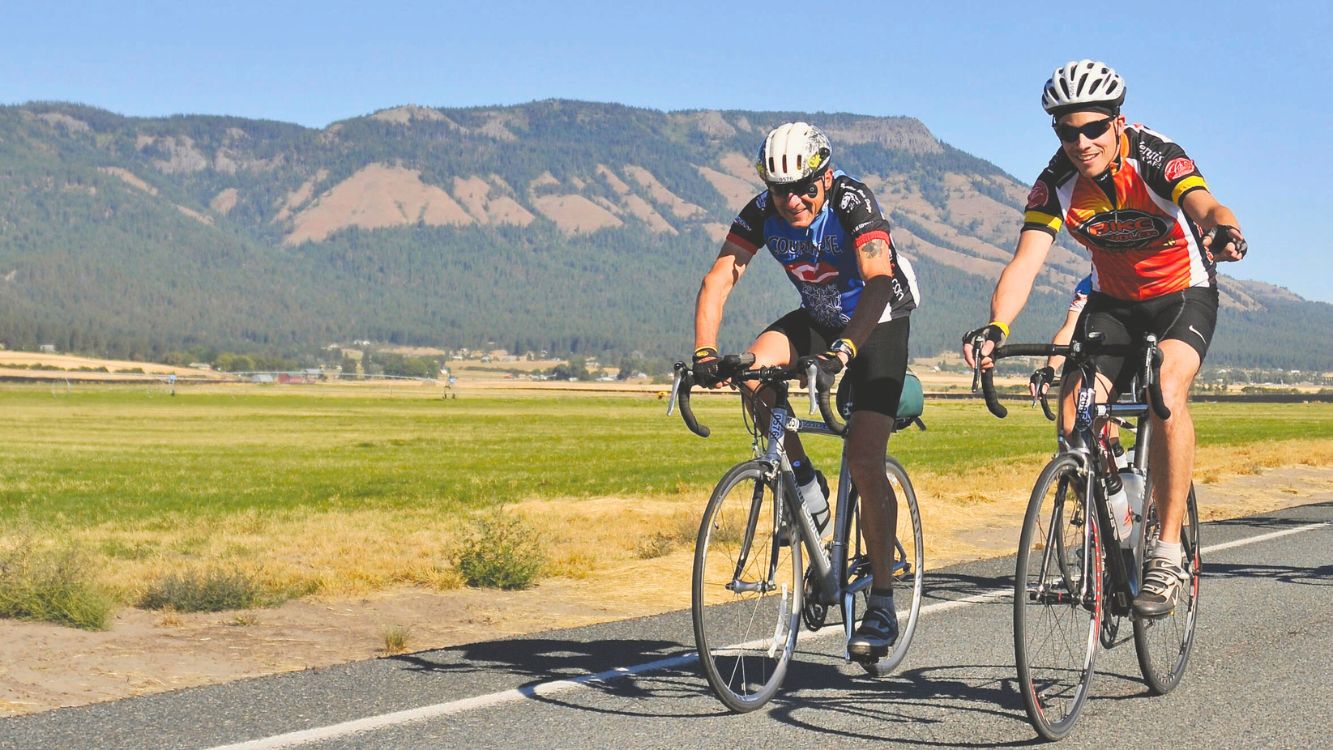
[848,646,887,664]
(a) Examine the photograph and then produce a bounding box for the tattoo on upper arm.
[859,238,888,260]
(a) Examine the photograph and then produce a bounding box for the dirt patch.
[0,352,230,381]
[530,194,623,234]
[0,458,1326,716]
[285,164,473,245]
[98,167,156,196]
[209,188,239,215]
[622,165,706,220]
[274,170,328,223]
[698,165,755,209]
[451,176,534,226]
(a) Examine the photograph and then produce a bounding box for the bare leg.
[1150,340,1202,545]
[742,330,809,463]
[845,411,896,588]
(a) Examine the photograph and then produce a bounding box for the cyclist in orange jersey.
[965,60,1246,617]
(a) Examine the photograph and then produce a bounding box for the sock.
[867,587,895,611]
[1152,540,1184,566]
[791,458,815,486]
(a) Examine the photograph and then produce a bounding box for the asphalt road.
[3,501,1329,750]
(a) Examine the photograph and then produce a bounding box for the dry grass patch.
[382,625,411,655]
[58,507,468,604]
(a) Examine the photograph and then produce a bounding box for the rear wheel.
[846,456,924,676]
[1133,481,1201,694]
[692,461,801,712]
[1014,455,1102,741]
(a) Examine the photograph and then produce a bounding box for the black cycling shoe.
[848,604,899,660]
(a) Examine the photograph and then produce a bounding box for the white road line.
[207,520,1328,750]
[1200,521,1328,555]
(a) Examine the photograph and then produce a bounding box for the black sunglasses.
[768,176,821,199]
[1053,117,1116,143]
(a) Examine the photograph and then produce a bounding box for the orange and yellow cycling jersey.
[1022,124,1214,302]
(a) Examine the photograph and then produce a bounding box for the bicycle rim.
[1014,455,1102,740]
[691,461,802,712]
[849,456,924,676]
[1133,482,1200,694]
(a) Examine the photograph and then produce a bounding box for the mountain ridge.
[0,99,1326,371]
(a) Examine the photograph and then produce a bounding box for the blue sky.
[4,1,1330,302]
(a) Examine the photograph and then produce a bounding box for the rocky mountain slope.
[0,100,1325,369]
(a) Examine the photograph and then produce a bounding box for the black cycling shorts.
[1071,287,1219,393]
[762,308,910,416]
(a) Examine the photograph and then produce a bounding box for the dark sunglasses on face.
[768,176,821,199]
[1053,116,1116,143]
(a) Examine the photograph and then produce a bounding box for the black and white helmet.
[1042,59,1126,115]
[756,122,831,184]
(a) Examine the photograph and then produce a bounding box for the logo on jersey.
[1076,209,1170,250]
[1137,143,1164,168]
[839,191,862,212]
[1164,157,1196,182]
[784,260,839,284]
[768,235,842,261]
[1026,181,1049,209]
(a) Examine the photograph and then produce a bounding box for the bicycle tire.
[846,456,924,677]
[1133,481,1201,694]
[1014,454,1103,741]
[691,460,802,712]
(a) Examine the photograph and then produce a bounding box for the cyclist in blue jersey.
[1029,275,1092,400]
[692,122,921,659]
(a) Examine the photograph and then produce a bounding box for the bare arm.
[834,237,896,358]
[1045,306,1082,370]
[963,229,1056,367]
[1181,189,1245,262]
[693,241,754,352]
[990,229,1056,326]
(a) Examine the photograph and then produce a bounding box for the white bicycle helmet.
[756,122,831,184]
[1042,59,1126,115]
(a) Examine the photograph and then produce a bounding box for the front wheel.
[1014,455,1103,741]
[1133,481,1201,694]
[846,456,924,676]
[691,460,802,712]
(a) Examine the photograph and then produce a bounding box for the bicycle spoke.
[1015,456,1100,740]
[692,462,801,712]
[1134,482,1200,694]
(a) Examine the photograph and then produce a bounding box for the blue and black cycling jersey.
[725,171,919,328]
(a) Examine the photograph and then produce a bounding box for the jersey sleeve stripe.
[853,229,891,249]
[1023,210,1063,232]
[725,231,760,255]
[1171,176,1208,205]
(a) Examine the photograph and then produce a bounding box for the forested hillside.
[0,100,1327,370]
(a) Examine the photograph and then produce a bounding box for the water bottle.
[1103,472,1133,547]
[1119,468,1146,551]
[1110,438,1130,471]
[1098,438,1133,547]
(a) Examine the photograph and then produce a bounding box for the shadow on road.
[1204,562,1332,586]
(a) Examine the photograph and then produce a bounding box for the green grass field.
[2,385,1330,527]
[1,383,1329,628]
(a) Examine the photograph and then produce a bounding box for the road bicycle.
[968,332,1201,740]
[668,354,925,712]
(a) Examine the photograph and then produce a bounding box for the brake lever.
[969,338,984,391]
[806,360,819,415]
[666,363,685,416]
